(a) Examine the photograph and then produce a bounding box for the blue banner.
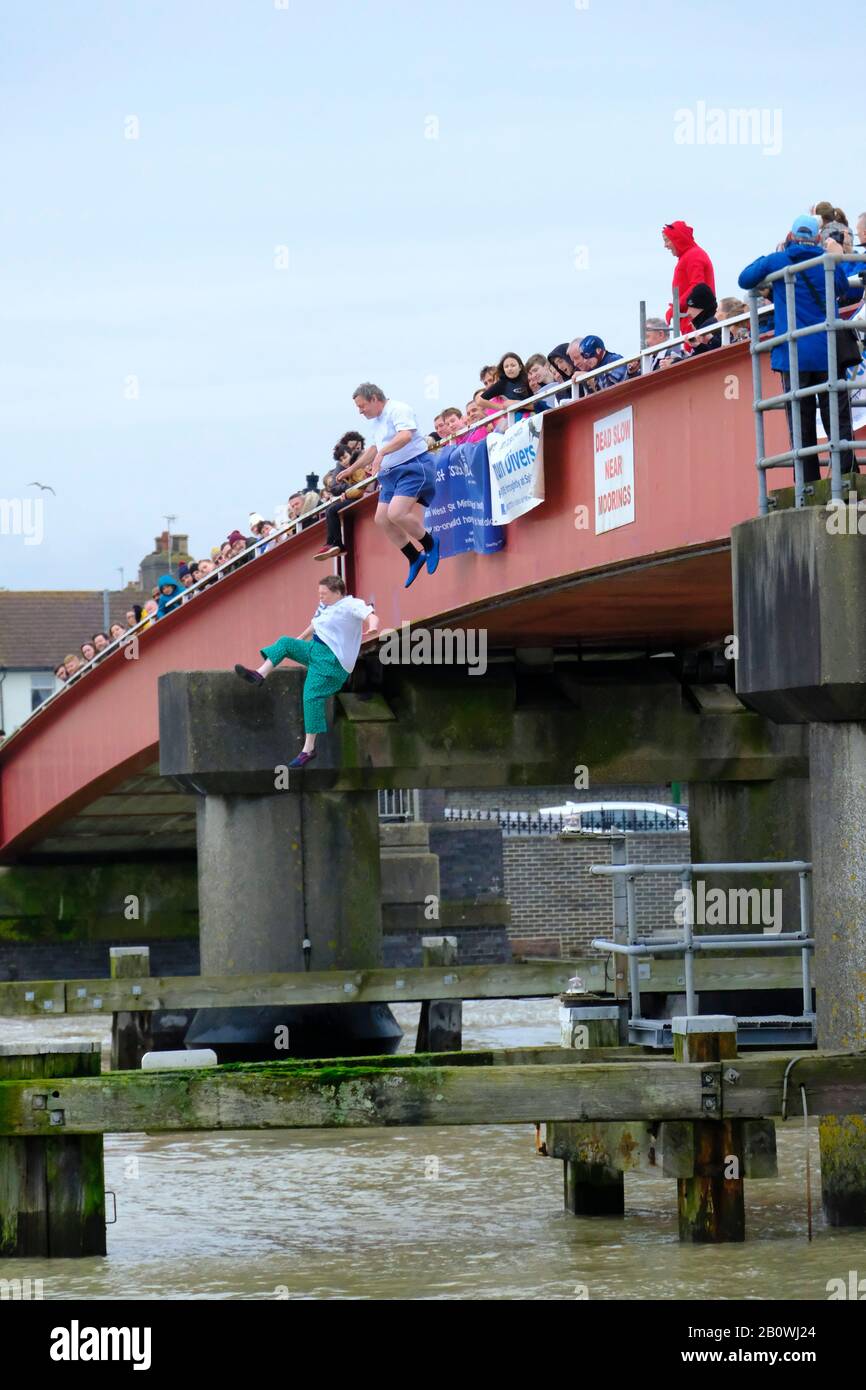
[424,441,505,557]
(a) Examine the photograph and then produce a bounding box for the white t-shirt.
[311,596,374,673]
[369,399,428,472]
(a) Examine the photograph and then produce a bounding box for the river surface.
[2,1000,865,1301]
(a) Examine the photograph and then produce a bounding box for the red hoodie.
[663,221,715,325]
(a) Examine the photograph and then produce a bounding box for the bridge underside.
[21,766,197,861]
[401,546,733,648]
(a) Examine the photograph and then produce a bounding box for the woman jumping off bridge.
[234,574,379,767]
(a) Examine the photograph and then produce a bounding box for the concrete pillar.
[733,504,866,1226]
[196,790,382,975]
[379,822,440,949]
[688,779,811,934]
[809,723,866,1225]
[189,788,395,1059]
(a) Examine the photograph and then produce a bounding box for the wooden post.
[110,946,153,1071]
[415,937,462,1052]
[0,1043,106,1257]
[555,1001,627,1216]
[672,1015,745,1243]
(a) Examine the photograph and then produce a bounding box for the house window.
[31,672,55,711]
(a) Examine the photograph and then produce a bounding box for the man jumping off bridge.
[339,382,440,589]
[233,574,379,767]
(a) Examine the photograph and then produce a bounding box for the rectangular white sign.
[594,404,635,534]
[486,414,545,525]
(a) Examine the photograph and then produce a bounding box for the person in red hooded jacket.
[663,221,716,330]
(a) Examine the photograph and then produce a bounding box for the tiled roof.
[0,590,147,668]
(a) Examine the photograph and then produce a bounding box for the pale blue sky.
[3,0,863,588]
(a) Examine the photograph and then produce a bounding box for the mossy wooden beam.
[0,1060,708,1136]
[0,1051,863,1138]
[0,1045,106,1257]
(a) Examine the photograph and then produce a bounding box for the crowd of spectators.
[49,203,865,693]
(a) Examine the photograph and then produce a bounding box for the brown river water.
[2,1000,865,1301]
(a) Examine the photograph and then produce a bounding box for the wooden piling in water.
[551,1001,629,1216]
[110,947,153,1071]
[672,1016,745,1243]
[415,937,462,1052]
[0,1043,106,1258]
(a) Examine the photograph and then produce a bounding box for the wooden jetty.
[0,946,846,1256]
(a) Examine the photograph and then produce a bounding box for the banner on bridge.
[486,414,546,525]
[425,440,505,557]
[594,404,635,534]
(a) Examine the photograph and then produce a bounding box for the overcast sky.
[3,0,863,589]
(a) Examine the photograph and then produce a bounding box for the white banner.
[594,404,635,533]
[817,332,866,439]
[486,414,545,525]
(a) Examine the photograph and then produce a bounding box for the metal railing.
[589,859,814,1025]
[377,789,419,821]
[435,303,775,445]
[0,493,361,748]
[1,300,781,749]
[444,808,568,836]
[746,251,866,512]
[443,806,689,836]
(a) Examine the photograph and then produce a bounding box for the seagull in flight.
[28,481,56,495]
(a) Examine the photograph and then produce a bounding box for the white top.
[311,596,374,673]
[369,399,428,472]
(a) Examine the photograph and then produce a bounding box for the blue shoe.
[404,551,426,588]
[425,536,440,576]
[288,750,316,769]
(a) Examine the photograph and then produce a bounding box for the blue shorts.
[377,452,437,506]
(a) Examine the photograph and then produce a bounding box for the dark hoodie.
[548,343,574,378]
[664,221,716,325]
[155,573,184,618]
[685,283,722,354]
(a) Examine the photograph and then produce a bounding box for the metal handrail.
[746,250,866,512]
[589,859,814,1024]
[0,487,366,746]
[0,302,791,746]
[435,305,775,447]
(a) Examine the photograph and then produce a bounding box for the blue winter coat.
[155,573,184,618]
[738,243,857,373]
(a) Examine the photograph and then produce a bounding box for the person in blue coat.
[155,573,185,619]
[739,214,860,480]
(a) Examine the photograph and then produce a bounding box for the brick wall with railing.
[503,830,691,957]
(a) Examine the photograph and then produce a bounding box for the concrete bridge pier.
[734,502,866,1225]
[195,789,383,976]
[687,776,811,951]
[159,672,400,1061]
[807,724,866,1223]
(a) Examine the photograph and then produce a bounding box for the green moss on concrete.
[0,862,199,943]
[770,473,866,512]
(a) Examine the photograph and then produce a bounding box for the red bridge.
[0,343,795,859]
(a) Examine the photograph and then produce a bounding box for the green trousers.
[260,635,350,734]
